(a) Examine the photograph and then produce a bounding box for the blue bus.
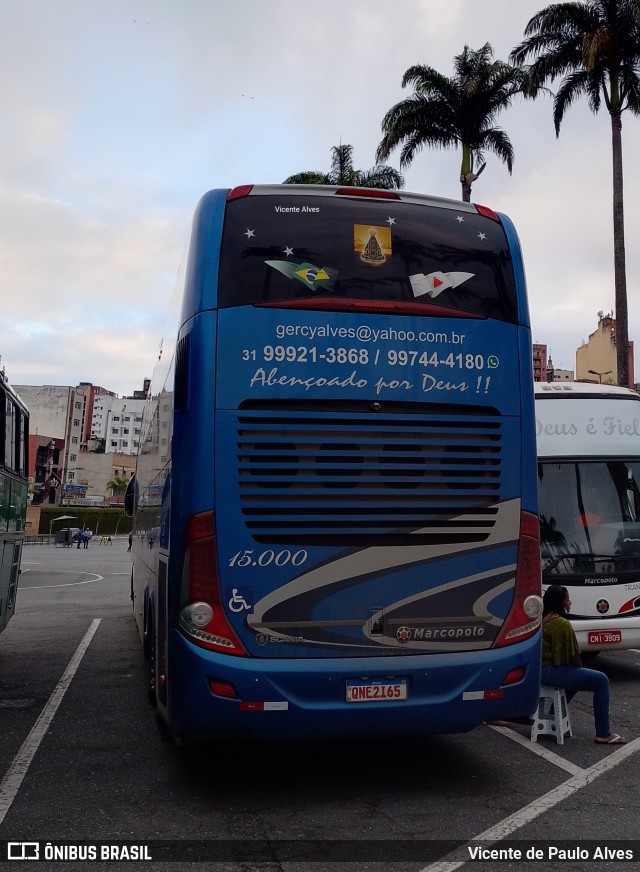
[0,368,29,637]
[128,184,542,742]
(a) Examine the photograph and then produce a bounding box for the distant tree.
[107,477,128,504]
[376,43,528,201]
[510,0,640,388]
[284,143,404,189]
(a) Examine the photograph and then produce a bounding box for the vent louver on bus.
[235,404,503,546]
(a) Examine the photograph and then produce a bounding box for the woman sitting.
[541,585,625,745]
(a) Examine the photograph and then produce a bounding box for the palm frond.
[553,70,592,132]
[476,128,515,173]
[282,171,329,185]
[284,145,402,190]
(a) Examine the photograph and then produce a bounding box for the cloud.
[1,0,639,395]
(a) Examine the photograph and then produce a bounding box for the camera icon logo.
[8,843,40,860]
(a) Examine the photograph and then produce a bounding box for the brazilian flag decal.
[265,260,337,292]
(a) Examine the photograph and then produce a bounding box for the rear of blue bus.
[163,185,541,741]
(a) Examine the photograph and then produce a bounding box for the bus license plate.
[346,680,407,703]
[588,630,622,645]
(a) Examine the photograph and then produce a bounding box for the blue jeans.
[541,665,610,739]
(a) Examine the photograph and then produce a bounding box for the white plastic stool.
[531,685,572,744]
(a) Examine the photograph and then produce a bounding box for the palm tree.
[376,43,527,201]
[107,476,128,505]
[284,143,404,189]
[510,0,640,388]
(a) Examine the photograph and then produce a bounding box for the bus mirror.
[124,475,136,516]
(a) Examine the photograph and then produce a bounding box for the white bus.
[536,381,640,651]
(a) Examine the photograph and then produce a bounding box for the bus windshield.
[539,460,640,578]
[218,192,518,322]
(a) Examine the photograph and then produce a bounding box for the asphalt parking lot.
[0,539,639,870]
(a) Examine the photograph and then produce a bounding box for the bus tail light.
[494,512,543,648]
[335,187,400,199]
[502,667,526,686]
[227,185,254,200]
[474,203,500,221]
[179,511,248,656]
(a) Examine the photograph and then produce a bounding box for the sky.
[2,0,639,397]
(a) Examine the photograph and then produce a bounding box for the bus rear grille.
[235,408,503,546]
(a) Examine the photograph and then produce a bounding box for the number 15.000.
[228,549,308,568]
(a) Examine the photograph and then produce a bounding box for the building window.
[70,454,77,461]
[72,436,78,444]
[73,419,80,427]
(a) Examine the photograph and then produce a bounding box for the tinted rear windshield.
[217,193,518,322]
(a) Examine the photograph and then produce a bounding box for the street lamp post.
[588,369,613,384]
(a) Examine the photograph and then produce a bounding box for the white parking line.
[0,619,101,827]
[19,571,103,590]
[420,734,640,872]
[487,724,583,776]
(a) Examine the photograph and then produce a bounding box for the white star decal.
[477,231,487,241]
[386,216,396,226]
[283,246,294,256]
[456,215,464,223]
[244,228,255,239]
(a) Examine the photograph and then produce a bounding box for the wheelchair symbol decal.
[228,588,251,613]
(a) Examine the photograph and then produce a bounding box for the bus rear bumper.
[162,631,541,741]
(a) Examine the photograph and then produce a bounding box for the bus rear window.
[218,194,518,322]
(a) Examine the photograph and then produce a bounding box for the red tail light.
[227,185,253,200]
[494,512,543,648]
[179,511,247,656]
[474,204,500,221]
[335,187,400,199]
